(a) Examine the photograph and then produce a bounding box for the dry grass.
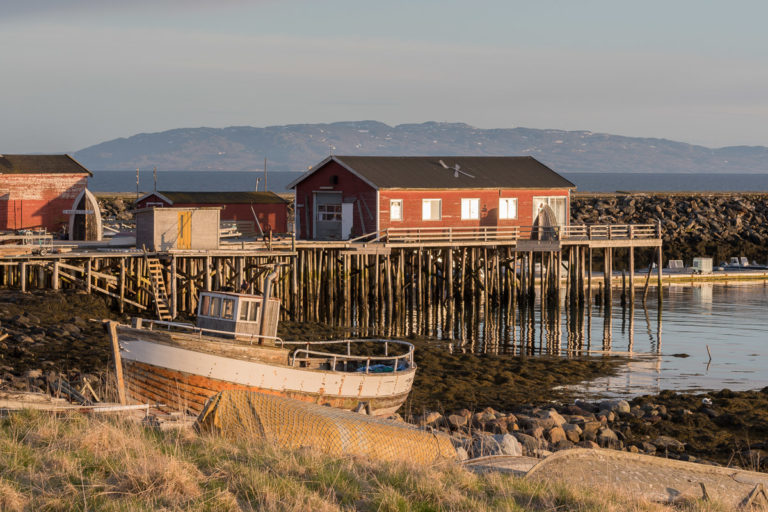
[0,410,739,511]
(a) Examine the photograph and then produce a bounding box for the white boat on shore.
[109,274,416,417]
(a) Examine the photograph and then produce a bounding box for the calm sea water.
[88,170,768,193]
[504,282,768,398]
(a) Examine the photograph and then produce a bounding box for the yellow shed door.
[177,211,191,249]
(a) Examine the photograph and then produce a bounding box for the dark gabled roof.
[142,191,288,205]
[0,154,93,176]
[289,156,575,190]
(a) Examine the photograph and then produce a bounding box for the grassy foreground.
[0,411,730,512]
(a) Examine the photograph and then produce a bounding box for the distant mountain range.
[74,121,768,174]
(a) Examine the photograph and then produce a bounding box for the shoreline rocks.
[414,387,768,472]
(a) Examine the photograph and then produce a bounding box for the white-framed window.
[499,198,518,219]
[422,199,441,220]
[317,203,342,222]
[390,199,403,221]
[533,196,568,225]
[461,198,479,220]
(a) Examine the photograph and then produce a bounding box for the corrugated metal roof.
[334,156,575,189]
[156,191,289,204]
[0,154,93,176]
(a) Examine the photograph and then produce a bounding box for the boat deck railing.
[139,318,285,345]
[282,339,415,374]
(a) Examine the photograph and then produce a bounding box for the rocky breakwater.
[416,389,768,471]
[572,193,768,264]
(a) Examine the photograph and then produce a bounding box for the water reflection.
[396,281,767,396]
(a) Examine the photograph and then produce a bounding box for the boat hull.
[117,327,415,417]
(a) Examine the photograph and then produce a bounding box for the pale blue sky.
[2,1,767,152]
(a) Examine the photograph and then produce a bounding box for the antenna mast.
[264,157,267,192]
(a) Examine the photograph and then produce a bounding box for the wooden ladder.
[144,256,172,321]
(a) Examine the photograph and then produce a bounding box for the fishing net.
[196,389,457,464]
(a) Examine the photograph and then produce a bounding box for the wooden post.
[170,256,178,319]
[119,258,126,314]
[52,261,60,291]
[628,246,635,304]
[204,255,212,291]
[86,259,92,293]
[657,242,663,304]
[108,321,127,405]
[19,262,26,293]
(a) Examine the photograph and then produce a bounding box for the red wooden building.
[0,154,92,234]
[134,191,289,233]
[289,156,576,240]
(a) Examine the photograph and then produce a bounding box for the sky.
[2,0,768,153]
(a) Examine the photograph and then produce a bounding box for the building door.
[177,211,192,249]
[341,203,354,240]
[313,191,342,240]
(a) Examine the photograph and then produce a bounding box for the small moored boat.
[110,274,416,417]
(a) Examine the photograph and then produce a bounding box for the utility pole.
[263,158,268,192]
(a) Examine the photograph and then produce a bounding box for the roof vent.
[438,159,475,179]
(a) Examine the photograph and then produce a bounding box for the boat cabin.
[196,291,281,343]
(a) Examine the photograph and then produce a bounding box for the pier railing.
[383,226,520,244]
[374,222,660,245]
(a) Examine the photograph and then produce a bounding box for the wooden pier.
[0,222,663,341]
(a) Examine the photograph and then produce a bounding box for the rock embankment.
[417,388,768,471]
[572,193,768,264]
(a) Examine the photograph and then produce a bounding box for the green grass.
[0,411,732,511]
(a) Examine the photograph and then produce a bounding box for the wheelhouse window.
[461,198,479,220]
[499,198,518,219]
[422,199,441,221]
[390,199,403,221]
[317,204,342,222]
[221,298,235,320]
[200,294,211,316]
[210,297,222,317]
[239,300,262,322]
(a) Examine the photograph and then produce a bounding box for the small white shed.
[135,207,220,251]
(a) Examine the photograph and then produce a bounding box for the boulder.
[538,408,567,428]
[562,423,582,443]
[547,426,566,444]
[597,427,620,448]
[493,434,523,457]
[653,436,685,453]
[447,414,467,429]
[599,399,631,415]
[421,411,442,426]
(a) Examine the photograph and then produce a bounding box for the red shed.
[289,156,576,240]
[134,191,289,233]
[0,154,92,234]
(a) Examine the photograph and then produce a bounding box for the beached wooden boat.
[110,281,416,417]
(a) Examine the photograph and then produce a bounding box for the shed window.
[461,198,479,220]
[422,199,441,221]
[533,196,568,225]
[499,198,518,219]
[390,199,403,221]
[200,295,211,316]
[239,301,249,321]
[317,204,342,222]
